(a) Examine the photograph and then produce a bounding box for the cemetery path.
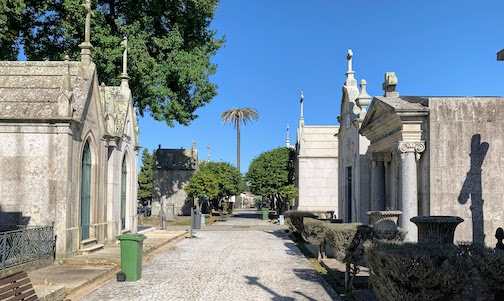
[82,208,341,301]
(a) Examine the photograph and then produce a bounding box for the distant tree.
[199,161,245,200]
[184,169,219,200]
[220,107,259,172]
[245,147,298,214]
[137,148,153,205]
[1,0,225,126]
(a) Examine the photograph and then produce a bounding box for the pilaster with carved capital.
[393,141,425,161]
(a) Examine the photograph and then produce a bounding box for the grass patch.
[295,239,354,301]
[138,214,220,227]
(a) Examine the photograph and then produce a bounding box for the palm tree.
[221,107,259,172]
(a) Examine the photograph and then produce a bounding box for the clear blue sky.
[139,0,504,173]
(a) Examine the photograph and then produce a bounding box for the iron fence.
[0,225,55,269]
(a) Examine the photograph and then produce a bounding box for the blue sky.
[139,0,504,173]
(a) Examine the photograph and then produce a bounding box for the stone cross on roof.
[382,72,399,97]
[347,49,353,72]
[82,0,93,44]
[79,0,94,66]
[120,37,129,79]
[300,91,304,119]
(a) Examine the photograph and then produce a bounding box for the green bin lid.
[116,233,147,241]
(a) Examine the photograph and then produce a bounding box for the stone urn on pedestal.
[410,216,464,245]
[366,210,402,240]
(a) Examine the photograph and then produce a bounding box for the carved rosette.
[394,141,425,160]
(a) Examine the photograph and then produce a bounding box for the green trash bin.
[116,233,146,282]
[262,208,269,220]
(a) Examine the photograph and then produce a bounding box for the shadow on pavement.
[244,275,295,301]
[230,211,263,219]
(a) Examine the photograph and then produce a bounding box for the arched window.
[81,141,92,240]
[121,156,127,230]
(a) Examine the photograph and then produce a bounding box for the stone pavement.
[26,229,188,301]
[83,208,342,301]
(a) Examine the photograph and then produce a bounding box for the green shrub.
[325,223,362,262]
[301,218,328,259]
[366,242,473,301]
[466,245,504,295]
[284,211,318,236]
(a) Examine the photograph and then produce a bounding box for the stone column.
[396,141,425,242]
[369,153,387,211]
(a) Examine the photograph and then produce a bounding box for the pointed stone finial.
[357,79,372,109]
[64,55,70,62]
[207,144,210,162]
[58,59,73,117]
[300,91,304,119]
[356,79,372,120]
[382,72,399,97]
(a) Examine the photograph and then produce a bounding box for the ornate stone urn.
[410,216,464,245]
[367,210,402,240]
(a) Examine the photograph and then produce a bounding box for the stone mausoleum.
[152,142,199,216]
[295,92,339,213]
[330,49,503,245]
[0,3,139,258]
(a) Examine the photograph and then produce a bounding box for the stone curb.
[36,230,189,301]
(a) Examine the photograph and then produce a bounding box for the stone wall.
[152,147,198,216]
[429,97,504,246]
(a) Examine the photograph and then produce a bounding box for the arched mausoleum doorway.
[121,156,127,230]
[81,140,92,240]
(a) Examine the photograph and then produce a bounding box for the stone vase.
[410,216,464,245]
[366,210,402,240]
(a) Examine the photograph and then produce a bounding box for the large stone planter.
[410,216,464,245]
[367,210,402,240]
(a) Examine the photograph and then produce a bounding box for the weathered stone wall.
[296,157,338,211]
[296,125,339,213]
[0,124,72,231]
[429,97,504,246]
[152,169,195,215]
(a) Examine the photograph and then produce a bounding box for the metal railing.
[0,225,55,269]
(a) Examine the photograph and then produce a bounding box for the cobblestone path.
[83,209,341,301]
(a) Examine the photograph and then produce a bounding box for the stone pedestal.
[367,210,402,240]
[410,216,464,245]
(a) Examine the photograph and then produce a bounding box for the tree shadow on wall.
[0,204,31,232]
[152,149,197,216]
[458,134,489,245]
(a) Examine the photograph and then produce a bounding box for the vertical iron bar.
[37,227,41,259]
[1,232,5,269]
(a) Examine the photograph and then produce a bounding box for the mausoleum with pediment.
[358,71,504,244]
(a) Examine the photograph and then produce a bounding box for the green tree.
[0,0,26,60]
[184,169,219,200]
[137,148,153,205]
[220,107,259,172]
[199,161,245,201]
[245,147,298,214]
[2,0,225,127]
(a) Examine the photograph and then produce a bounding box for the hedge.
[366,242,504,301]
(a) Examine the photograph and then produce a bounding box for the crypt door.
[120,157,127,230]
[81,141,92,240]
